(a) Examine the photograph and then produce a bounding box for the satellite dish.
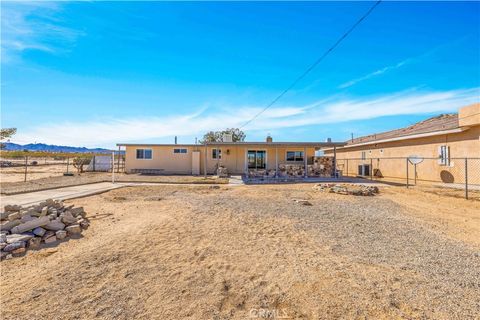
[408,155,424,165]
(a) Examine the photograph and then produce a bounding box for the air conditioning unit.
[358,164,370,176]
[222,133,233,142]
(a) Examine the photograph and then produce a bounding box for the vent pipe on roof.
[175,136,177,144]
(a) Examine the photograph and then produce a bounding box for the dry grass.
[1,184,479,319]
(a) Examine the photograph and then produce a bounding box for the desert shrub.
[72,157,91,173]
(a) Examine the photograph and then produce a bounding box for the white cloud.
[1,2,84,63]
[339,59,410,89]
[12,87,479,148]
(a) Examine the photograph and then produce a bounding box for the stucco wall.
[325,125,480,184]
[125,145,199,174]
[124,145,316,175]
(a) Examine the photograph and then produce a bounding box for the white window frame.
[438,145,450,166]
[286,151,304,162]
[361,151,366,160]
[136,148,153,160]
[212,148,222,160]
[173,148,188,154]
[247,149,267,169]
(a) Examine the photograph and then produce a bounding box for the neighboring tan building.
[325,103,480,184]
[117,139,345,177]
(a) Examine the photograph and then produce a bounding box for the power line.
[239,0,382,129]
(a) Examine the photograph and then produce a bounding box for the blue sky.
[1,1,479,148]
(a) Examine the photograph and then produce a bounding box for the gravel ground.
[1,184,479,319]
[181,186,480,318]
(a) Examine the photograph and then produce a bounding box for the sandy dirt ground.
[0,171,228,194]
[1,184,479,319]
[0,164,68,183]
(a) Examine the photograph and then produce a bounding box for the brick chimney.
[266,135,273,143]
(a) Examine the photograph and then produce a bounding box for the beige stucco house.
[325,103,480,184]
[117,140,345,177]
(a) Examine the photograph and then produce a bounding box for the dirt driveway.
[1,184,479,319]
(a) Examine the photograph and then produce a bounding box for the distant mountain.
[2,143,111,153]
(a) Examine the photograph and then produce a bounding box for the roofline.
[324,127,467,151]
[117,141,346,148]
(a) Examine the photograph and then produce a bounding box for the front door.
[247,150,266,169]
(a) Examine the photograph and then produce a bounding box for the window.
[361,151,366,160]
[247,150,266,169]
[173,148,187,154]
[212,148,222,159]
[136,149,152,159]
[438,145,450,166]
[286,151,304,162]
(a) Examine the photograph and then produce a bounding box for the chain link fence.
[0,153,125,183]
[336,157,480,200]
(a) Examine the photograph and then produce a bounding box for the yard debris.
[0,199,89,260]
[313,183,379,196]
[215,165,229,178]
[293,199,313,206]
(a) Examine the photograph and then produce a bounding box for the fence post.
[414,163,417,185]
[465,158,468,200]
[117,146,121,173]
[93,155,96,172]
[406,158,409,188]
[24,156,28,182]
[112,151,115,183]
[370,158,373,180]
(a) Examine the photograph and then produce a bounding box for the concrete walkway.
[0,182,125,207]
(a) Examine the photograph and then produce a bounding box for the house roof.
[346,113,459,146]
[117,141,346,148]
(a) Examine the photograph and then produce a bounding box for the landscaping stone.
[7,212,21,221]
[70,207,85,218]
[65,224,82,235]
[33,227,46,237]
[0,220,22,232]
[79,220,90,229]
[21,215,36,223]
[43,235,57,244]
[61,213,77,225]
[3,241,26,252]
[6,234,34,244]
[28,237,41,249]
[1,200,89,260]
[313,183,380,196]
[11,247,26,255]
[40,207,49,217]
[4,205,21,212]
[10,216,50,234]
[44,220,65,231]
[55,230,67,240]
